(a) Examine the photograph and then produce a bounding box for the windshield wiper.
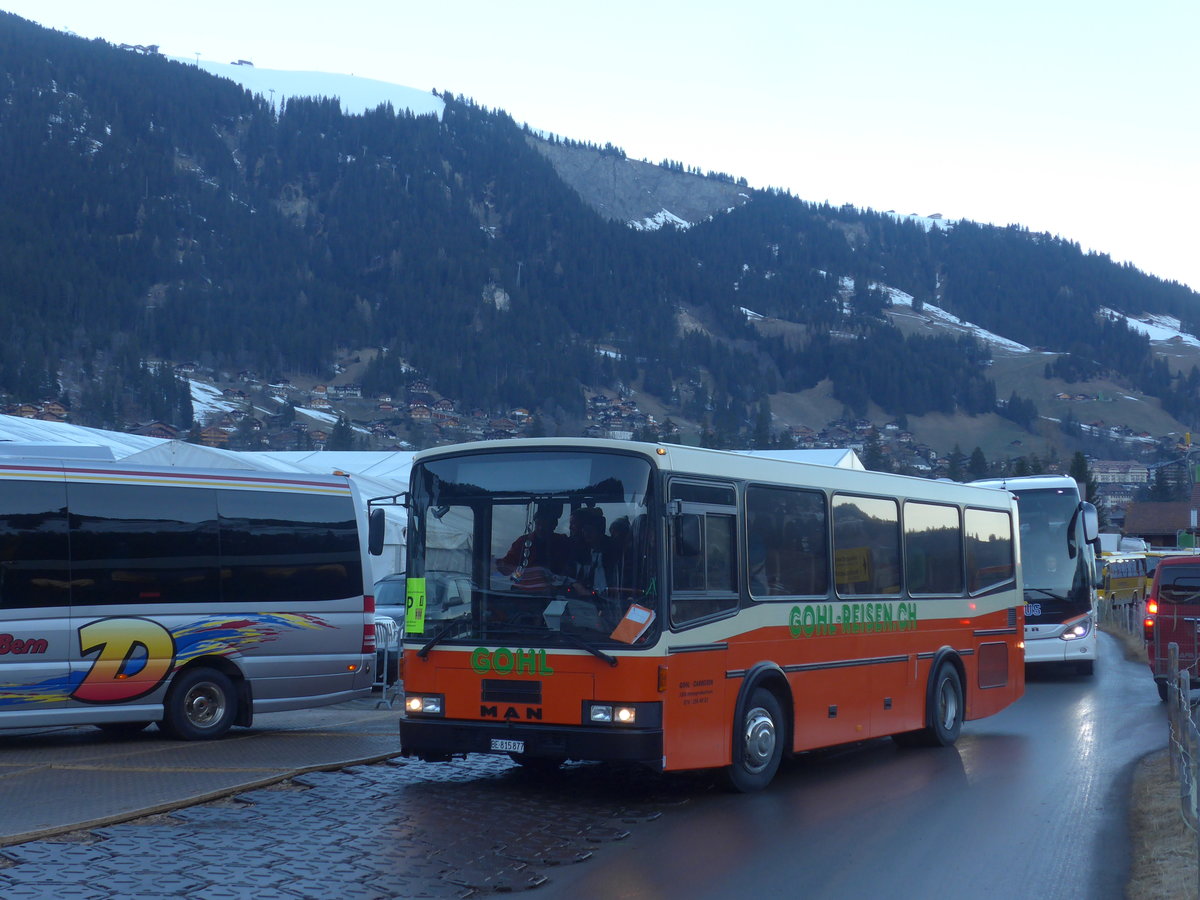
[1025,588,1068,601]
[555,629,618,667]
[485,623,618,667]
[417,621,469,659]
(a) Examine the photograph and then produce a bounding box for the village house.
[198,425,230,447]
[132,422,180,440]
[1092,460,1150,485]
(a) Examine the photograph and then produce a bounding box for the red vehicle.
[1143,554,1200,701]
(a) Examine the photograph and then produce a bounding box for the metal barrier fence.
[373,615,402,708]
[1163,642,1200,898]
[1098,595,1143,633]
[1100,599,1200,890]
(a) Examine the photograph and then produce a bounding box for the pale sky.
[6,1,1198,291]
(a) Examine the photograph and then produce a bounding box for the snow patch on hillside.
[883,211,954,231]
[629,209,692,231]
[839,278,1031,353]
[1100,309,1200,349]
[176,58,444,118]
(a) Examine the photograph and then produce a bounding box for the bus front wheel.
[726,687,784,793]
[160,667,237,740]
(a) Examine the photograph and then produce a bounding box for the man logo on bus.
[72,617,175,704]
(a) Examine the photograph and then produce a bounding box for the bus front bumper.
[1024,630,1096,665]
[399,717,663,765]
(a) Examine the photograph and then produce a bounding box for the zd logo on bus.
[72,617,175,704]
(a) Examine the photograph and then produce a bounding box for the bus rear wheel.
[160,667,237,741]
[726,687,784,792]
[894,662,963,747]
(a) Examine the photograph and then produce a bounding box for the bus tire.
[160,667,237,741]
[895,662,963,747]
[726,687,784,793]
[1075,660,1094,677]
[95,721,151,738]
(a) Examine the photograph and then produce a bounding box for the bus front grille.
[481,679,542,704]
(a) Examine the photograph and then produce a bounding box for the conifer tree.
[947,445,965,481]
[968,447,988,480]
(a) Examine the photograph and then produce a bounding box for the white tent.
[0,415,165,456]
[735,448,865,470]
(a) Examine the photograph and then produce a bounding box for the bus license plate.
[491,738,524,753]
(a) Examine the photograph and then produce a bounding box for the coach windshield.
[407,449,658,649]
[1017,487,1092,623]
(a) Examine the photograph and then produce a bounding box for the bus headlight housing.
[1060,620,1092,641]
[584,701,661,727]
[589,704,636,724]
[405,693,444,716]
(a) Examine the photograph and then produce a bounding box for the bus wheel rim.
[184,683,225,728]
[938,680,959,730]
[742,707,776,774]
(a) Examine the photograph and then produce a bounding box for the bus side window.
[671,512,738,625]
[672,514,705,591]
[0,480,70,609]
[833,494,900,597]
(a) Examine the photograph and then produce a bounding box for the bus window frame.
[902,499,966,598]
[668,477,739,628]
[744,482,830,601]
[831,492,903,598]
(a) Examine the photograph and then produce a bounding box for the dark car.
[1143,554,1200,700]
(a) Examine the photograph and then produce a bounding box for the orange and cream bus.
[376,438,1025,791]
[0,457,378,739]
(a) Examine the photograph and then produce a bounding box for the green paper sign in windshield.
[405,577,427,635]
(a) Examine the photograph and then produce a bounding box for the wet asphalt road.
[0,631,1170,899]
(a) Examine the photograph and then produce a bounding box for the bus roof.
[969,474,1081,493]
[0,456,357,494]
[412,438,1017,510]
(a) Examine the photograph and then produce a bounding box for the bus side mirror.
[1081,502,1099,544]
[368,508,386,556]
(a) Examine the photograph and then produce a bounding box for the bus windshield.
[407,449,658,649]
[1016,487,1092,620]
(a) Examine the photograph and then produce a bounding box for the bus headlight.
[1060,620,1092,641]
[405,694,444,716]
[585,702,661,727]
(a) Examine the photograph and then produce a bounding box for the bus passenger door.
[663,480,739,769]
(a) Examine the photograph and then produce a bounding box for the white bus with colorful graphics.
[378,438,1026,791]
[0,457,378,739]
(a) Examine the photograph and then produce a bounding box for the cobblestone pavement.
[0,755,711,899]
